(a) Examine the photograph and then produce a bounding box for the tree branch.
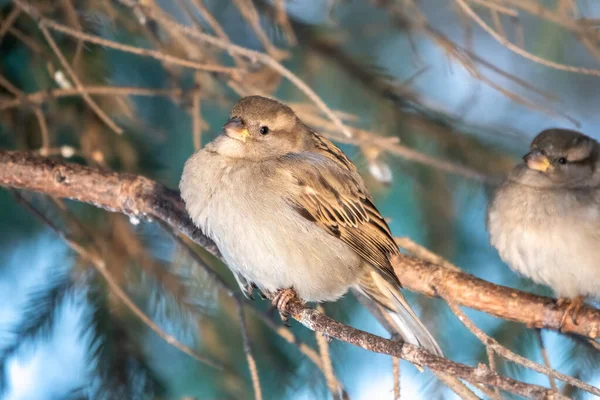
[284,297,563,399]
[0,150,220,257]
[389,253,600,340]
[1,150,598,340]
[0,150,596,397]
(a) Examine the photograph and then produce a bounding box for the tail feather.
[356,271,443,356]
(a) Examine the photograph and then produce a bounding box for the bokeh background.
[1,0,600,399]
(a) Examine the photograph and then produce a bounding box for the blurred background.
[1,0,600,399]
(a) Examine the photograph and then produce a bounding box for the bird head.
[519,128,599,187]
[208,96,311,160]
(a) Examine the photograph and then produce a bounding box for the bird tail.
[355,270,443,356]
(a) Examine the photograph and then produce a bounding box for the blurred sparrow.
[180,96,442,355]
[487,128,600,325]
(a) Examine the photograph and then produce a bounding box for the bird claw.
[272,288,298,324]
[558,296,584,329]
[243,283,255,301]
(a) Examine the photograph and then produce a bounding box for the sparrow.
[180,95,442,355]
[487,128,600,324]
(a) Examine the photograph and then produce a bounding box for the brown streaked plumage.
[180,95,442,355]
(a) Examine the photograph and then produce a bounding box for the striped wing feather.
[284,133,400,286]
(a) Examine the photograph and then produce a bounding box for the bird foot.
[244,283,256,301]
[272,288,299,325]
[557,296,584,329]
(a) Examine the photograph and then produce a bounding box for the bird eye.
[259,126,269,135]
[557,157,567,165]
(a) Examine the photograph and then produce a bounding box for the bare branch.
[169,229,349,395]
[59,0,84,69]
[455,0,600,76]
[535,330,557,391]
[137,3,353,139]
[390,251,600,340]
[284,298,564,399]
[32,107,50,152]
[236,300,263,400]
[12,191,222,370]
[11,0,127,136]
[24,17,240,75]
[274,0,297,45]
[232,0,288,60]
[392,356,400,400]
[0,150,595,397]
[395,237,460,271]
[442,295,600,396]
[191,85,203,150]
[0,86,184,111]
[315,305,345,400]
[2,150,600,340]
[0,6,20,47]
[468,0,518,17]
[397,233,599,396]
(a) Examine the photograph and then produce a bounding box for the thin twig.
[139,4,353,139]
[33,107,50,152]
[377,1,575,123]
[59,0,84,69]
[245,305,348,396]
[187,0,245,68]
[0,73,50,151]
[168,228,348,394]
[442,295,599,396]
[455,0,600,77]
[12,10,239,75]
[295,110,495,184]
[274,0,297,45]
[232,0,288,60]
[504,0,593,36]
[189,0,228,41]
[12,0,127,135]
[0,86,183,111]
[485,345,501,400]
[394,237,460,271]
[489,9,506,39]
[392,356,400,400]
[425,26,578,125]
[535,329,557,391]
[284,298,565,399]
[191,85,202,150]
[12,191,222,370]
[468,0,518,17]
[0,6,20,47]
[236,299,263,400]
[0,73,22,96]
[392,240,597,396]
[316,305,343,400]
[0,20,42,53]
[352,291,477,399]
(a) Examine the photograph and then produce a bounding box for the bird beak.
[223,117,249,142]
[523,150,551,172]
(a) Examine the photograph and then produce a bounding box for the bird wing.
[280,133,400,286]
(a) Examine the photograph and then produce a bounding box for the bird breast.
[180,151,364,302]
[487,182,600,298]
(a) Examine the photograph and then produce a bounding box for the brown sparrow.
[180,96,442,354]
[487,128,600,325]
